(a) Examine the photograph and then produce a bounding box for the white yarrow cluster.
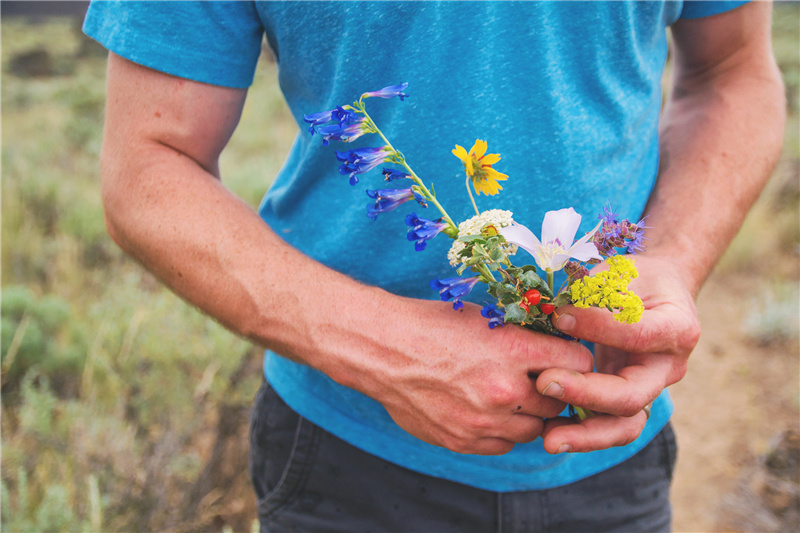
[447,209,518,266]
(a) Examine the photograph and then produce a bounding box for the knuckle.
[443,434,471,454]
[618,390,646,417]
[619,424,641,447]
[626,325,654,354]
[469,414,496,433]
[667,359,689,386]
[678,320,701,353]
[495,441,515,455]
[497,328,526,359]
[486,381,518,409]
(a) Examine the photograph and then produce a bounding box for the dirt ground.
[670,273,800,532]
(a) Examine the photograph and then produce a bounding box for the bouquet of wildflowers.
[304,83,646,342]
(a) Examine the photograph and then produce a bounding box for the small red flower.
[540,303,555,315]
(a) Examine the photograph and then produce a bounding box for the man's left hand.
[535,254,700,453]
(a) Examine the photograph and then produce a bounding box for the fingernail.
[556,313,576,332]
[542,381,564,398]
[557,444,571,454]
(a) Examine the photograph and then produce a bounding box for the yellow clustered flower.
[570,256,644,324]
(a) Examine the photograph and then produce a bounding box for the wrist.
[637,234,708,300]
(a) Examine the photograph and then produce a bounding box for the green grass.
[1,9,797,531]
[1,18,295,531]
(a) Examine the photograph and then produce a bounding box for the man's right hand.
[323,293,594,456]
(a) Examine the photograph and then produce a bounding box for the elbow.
[99,151,135,253]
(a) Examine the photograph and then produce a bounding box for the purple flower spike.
[625,217,649,254]
[361,82,409,101]
[430,276,480,310]
[592,208,648,257]
[481,304,506,329]
[405,213,448,251]
[336,147,390,185]
[382,168,411,181]
[366,189,426,221]
[598,204,619,225]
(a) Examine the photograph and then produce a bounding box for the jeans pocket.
[249,382,321,520]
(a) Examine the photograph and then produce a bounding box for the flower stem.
[465,175,480,217]
[357,106,457,233]
[546,269,554,292]
[475,263,496,283]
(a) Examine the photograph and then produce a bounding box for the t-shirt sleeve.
[679,0,751,20]
[82,0,264,89]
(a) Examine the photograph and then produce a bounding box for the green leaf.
[489,246,505,262]
[494,283,517,298]
[519,271,546,290]
[472,244,487,257]
[504,303,527,323]
[459,234,485,243]
[552,291,573,307]
[499,292,521,306]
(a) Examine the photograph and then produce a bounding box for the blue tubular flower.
[336,146,391,185]
[481,304,506,329]
[361,82,409,101]
[382,168,411,181]
[430,276,480,310]
[366,189,427,221]
[405,213,448,251]
[303,106,358,134]
[316,119,370,146]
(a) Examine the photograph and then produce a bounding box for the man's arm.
[538,1,786,452]
[100,53,595,456]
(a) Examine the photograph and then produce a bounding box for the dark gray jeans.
[250,381,677,533]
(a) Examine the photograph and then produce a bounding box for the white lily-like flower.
[498,207,603,272]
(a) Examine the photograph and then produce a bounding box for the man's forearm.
[644,5,785,296]
[102,139,387,386]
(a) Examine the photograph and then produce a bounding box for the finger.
[536,354,675,417]
[554,303,699,356]
[497,413,545,444]
[512,328,595,375]
[512,378,570,419]
[540,411,648,454]
[471,437,517,455]
[513,395,566,420]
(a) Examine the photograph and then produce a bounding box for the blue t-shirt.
[85,0,748,491]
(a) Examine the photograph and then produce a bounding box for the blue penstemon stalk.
[306,84,649,420]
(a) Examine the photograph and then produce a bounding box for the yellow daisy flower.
[452,140,508,196]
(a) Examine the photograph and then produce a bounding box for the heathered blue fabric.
[84,0,747,491]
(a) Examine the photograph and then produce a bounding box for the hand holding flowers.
[535,254,700,453]
[305,83,662,433]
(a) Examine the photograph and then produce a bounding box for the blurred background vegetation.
[1,3,798,532]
